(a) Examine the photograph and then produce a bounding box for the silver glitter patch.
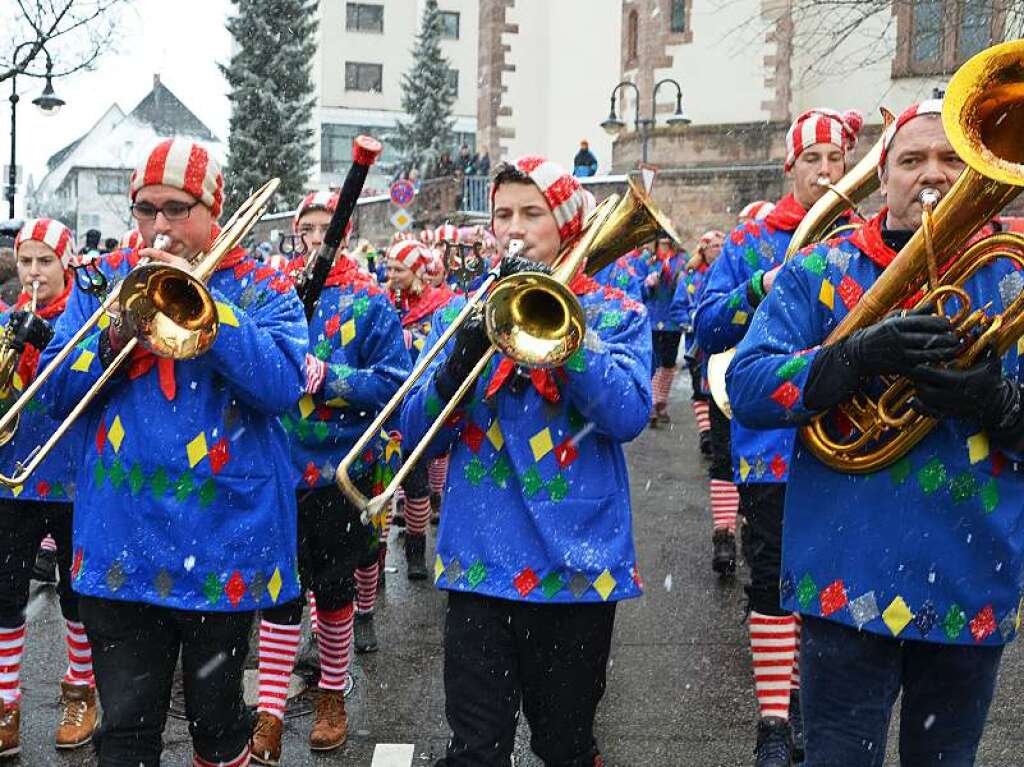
[583,329,605,353]
[999,271,1024,310]
[106,561,126,592]
[849,591,880,628]
[154,568,173,599]
[754,457,768,479]
[445,559,464,584]
[569,573,591,598]
[826,247,851,273]
[249,571,267,601]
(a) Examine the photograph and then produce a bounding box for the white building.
[313,0,479,193]
[32,76,222,241]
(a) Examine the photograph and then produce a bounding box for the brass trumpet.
[337,178,680,521]
[799,39,1024,473]
[0,281,54,447]
[0,179,280,488]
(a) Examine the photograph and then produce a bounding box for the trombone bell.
[120,265,219,359]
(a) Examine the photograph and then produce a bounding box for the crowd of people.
[2,41,1024,767]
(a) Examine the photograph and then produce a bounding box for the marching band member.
[251,191,408,763]
[643,234,690,427]
[386,239,456,579]
[401,156,650,767]
[40,139,307,767]
[728,99,1024,765]
[695,107,863,765]
[0,219,97,756]
[671,229,724,457]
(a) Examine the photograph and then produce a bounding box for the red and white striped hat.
[494,156,586,244]
[784,108,864,171]
[419,228,435,244]
[434,223,459,244]
[15,218,75,267]
[130,139,224,218]
[387,239,431,274]
[878,99,944,169]
[118,229,145,250]
[424,250,445,279]
[294,190,337,227]
[738,201,775,221]
[699,229,726,245]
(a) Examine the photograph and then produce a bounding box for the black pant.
[651,329,682,369]
[440,592,616,767]
[0,498,77,626]
[403,458,430,498]
[79,596,252,766]
[264,484,376,624]
[738,483,787,616]
[687,360,707,404]
[708,397,732,483]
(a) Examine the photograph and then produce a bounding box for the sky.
[4,0,234,199]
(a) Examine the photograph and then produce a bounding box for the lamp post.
[7,42,66,219]
[601,78,690,164]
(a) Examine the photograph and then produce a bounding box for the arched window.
[627,10,639,62]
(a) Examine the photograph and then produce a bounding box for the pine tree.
[394,0,456,178]
[220,0,317,213]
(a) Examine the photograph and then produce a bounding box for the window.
[895,0,1006,77]
[670,0,687,33]
[447,68,458,97]
[80,213,101,229]
[322,123,397,174]
[345,62,383,92]
[346,3,383,33]
[439,10,460,40]
[627,10,639,62]
[96,171,128,195]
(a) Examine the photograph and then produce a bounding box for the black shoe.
[754,717,793,767]
[31,548,57,585]
[712,528,736,576]
[353,612,379,654]
[405,534,428,580]
[789,690,804,763]
[430,492,441,525]
[699,430,712,458]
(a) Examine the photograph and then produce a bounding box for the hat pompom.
[843,109,865,138]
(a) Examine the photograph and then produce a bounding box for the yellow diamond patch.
[98,313,110,330]
[107,416,126,453]
[818,279,835,310]
[297,394,315,420]
[216,302,240,327]
[529,428,554,462]
[10,484,22,498]
[325,397,349,408]
[11,373,22,392]
[71,350,95,373]
[267,568,283,603]
[1018,336,1024,356]
[593,569,617,601]
[967,432,990,465]
[186,432,209,468]
[882,596,913,636]
[739,457,751,481]
[340,319,357,346]
[487,419,504,451]
[385,437,401,463]
[434,555,445,584]
[731,310,749,325]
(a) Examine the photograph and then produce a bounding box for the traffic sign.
[390,208,412,231]
[390,180,416,207]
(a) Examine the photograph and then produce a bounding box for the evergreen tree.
[220,0,317,213]
[394,0,456,178]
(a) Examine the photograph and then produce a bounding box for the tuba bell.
[799,39,1024,473]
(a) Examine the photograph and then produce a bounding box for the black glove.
[7,311,53,352]
[804,307,960,412]
[908,348,1024,445]
[499,255,552,279]
[435,311,491,403]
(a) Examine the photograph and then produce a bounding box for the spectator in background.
[102,237,118,254]
[434,151,455,178]
[78,229,102,261]
[573,140,599,177]
[477,151,491,177]
[458,144,476,175]
[0,247,18,307]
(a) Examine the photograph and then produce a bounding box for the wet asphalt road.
[14,377,1024,765]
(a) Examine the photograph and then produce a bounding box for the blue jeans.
[800,615,1003,766]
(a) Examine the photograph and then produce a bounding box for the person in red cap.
[0,218,99,757]
[401,156,651,767]
[695,106,864,765]
[729,97,1024,765]
[39,138,308,767]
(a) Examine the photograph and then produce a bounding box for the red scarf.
[399,282,454,328]
[126,231,249,401]
[763,193,808,233]
[14,273,73,385]
[484,269,595,403]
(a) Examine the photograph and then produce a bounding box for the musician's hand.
[762,266,782,293]
[908,346,1011,425]
[841,308,960,377]
[139,246,191,273]
[435,312,490,402]
[644,272,660,288]
[499,255,551,279]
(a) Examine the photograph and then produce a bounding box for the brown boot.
[309,689,348,752]
[0,700,19,757]
[251,711,283,766]
[55,681,96,750]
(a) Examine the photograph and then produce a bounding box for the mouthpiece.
[153,234,172,251]
[918,188,941,207]
[507,239,525,258]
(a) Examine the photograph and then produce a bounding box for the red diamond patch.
[837,275,864,310]
[555,438,579,469]
[224,570,247,607]
[95,420,107,454]
[269,275,292,294]
[513,567,540,597]
[818,579,849,616]
[71,548,84,580]
[769,454,788,480]
[302,462,321,487]
[970,605,997,642]
[208,438,230,474]
[254,266,276,283]
[324,314,341,337]
[234,261,256,280]
[35,481,50,498]
[462,422,485,453]
[770,381,800,409]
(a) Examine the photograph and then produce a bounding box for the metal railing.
[461,175,491,214]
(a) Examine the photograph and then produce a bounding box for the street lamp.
[601,78,689,164]
[8,43,67,218]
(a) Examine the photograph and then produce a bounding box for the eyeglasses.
[130,201,200,221]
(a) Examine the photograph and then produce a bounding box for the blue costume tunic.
[400,275,652,604]
[593,255,643,301]
[728,214,1024,645]
[641,248,689,332]
[41,247,308,612]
